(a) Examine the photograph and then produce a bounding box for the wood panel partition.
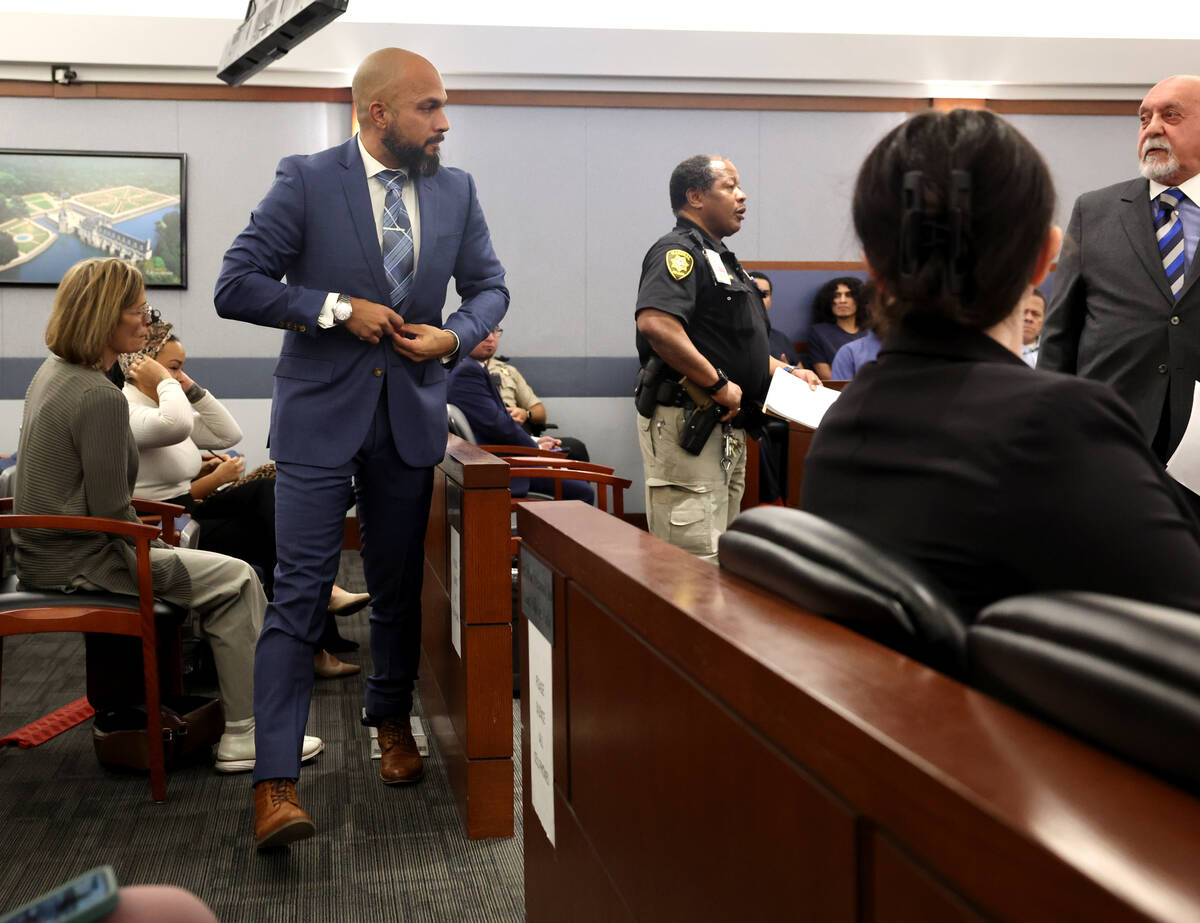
[786,379,850,508]
[418,436,514,839]
[517,500,1200,921]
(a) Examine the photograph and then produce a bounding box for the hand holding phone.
[0,866,118,923]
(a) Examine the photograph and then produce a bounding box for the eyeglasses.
[492,326,504,337]
[124,304,160,324]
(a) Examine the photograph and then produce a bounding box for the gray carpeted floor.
[0,553,524,922]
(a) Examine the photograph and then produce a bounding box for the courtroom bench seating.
[720,505,1200,794]
[518,500,1200,921]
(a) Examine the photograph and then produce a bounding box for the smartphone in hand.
[0,866,119,923]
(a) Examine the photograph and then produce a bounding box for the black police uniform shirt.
[634,217,772,405]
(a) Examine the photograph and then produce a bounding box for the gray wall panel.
[759,109,909,261]
[174,100,340,357]
[1006,113,1138,230]
[444,106,589,357]
[584,107,761,358]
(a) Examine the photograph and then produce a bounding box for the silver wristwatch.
[332,293,353,325]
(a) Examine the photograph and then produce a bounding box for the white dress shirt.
[317,133,422,327]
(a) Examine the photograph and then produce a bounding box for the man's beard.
[1140,136,1179,182]
[382,130,441,178]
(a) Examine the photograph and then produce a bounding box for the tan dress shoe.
[254,778,315,849]
[327,590,371,617]
[378,716,424,785]
[313,649,361,679]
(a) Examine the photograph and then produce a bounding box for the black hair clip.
[946,169,971,295]
[898,169,973,294]
[899,170,924,281]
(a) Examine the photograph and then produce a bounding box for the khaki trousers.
[637,405,746,563]
[150,546,265,723]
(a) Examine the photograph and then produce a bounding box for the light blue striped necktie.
[1156,187,1186,300]
[377,169,414,308]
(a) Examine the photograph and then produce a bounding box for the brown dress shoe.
[378,716,424,785]
[254,778,315,849]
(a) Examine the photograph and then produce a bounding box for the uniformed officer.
[634,154,819,561]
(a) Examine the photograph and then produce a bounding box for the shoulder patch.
[665,249,694,281]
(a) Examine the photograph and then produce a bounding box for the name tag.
[704,249,731,285]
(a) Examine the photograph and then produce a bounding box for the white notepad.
[762,367,841,428]
[1167,381,1200,495]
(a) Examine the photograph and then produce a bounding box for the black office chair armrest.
[720,506,968,675]
[970,592,1200,791]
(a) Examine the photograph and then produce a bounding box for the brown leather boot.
[378,716,424,785]
[254,778,315,849]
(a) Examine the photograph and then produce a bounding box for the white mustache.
[1141,136,1173,159]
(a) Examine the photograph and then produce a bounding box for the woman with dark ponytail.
[801,109,1200,616]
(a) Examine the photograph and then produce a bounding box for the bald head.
[353,48,449,177]
[353,48,435,121]
[1138,74,1200,185]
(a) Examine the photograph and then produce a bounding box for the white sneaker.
[214,731,325,774]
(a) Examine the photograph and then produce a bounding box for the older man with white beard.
[1041,74,1200,473]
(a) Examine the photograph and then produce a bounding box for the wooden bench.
[418,436,513,839]
[517,500,1200,921]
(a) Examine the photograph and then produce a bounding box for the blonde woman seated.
[119,319,366,679]
[12,257,321,772]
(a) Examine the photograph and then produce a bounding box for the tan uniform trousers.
[637,405,746,563]
[151,546,265,724]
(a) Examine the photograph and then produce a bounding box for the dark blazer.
[447,359,537,448]
[802,318,1200,616]
[1040,177,1200,460]
[214,137,509,468]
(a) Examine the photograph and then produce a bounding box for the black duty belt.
[656,380,689,407]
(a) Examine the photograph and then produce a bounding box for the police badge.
[665,249,694,281]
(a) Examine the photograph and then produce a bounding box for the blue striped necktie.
[1156,187,1186,300]
[377,169,414,308]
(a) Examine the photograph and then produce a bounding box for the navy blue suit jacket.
[214,137,508,468]
[447,359,537,448]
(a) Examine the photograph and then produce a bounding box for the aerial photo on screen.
[0,151,185,287]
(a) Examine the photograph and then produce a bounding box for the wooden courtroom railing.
[517,500,1200,921]
[418,436,514,839]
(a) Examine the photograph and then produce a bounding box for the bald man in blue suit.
[215,48,508,848]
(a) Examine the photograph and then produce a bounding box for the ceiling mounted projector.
[217,0,348,87]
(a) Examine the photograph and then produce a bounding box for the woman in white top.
[121,319,365,678]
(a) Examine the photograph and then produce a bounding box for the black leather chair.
[719,506,968,676]
[447,404,477,444]
[970,592,1200,792]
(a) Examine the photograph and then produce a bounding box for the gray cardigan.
[13,356,190,602]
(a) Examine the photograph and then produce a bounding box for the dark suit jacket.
[214,137,509,468]
[802,318,1200,616]
[447,360,596,503]
[447,359,537,448]
[1040,177,1200,459]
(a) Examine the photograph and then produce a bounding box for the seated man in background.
[749,271,800,366]
[1021,288,1045,368]
[830,282,883,380]
[449,330,596,502]
[476,324,590,461]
